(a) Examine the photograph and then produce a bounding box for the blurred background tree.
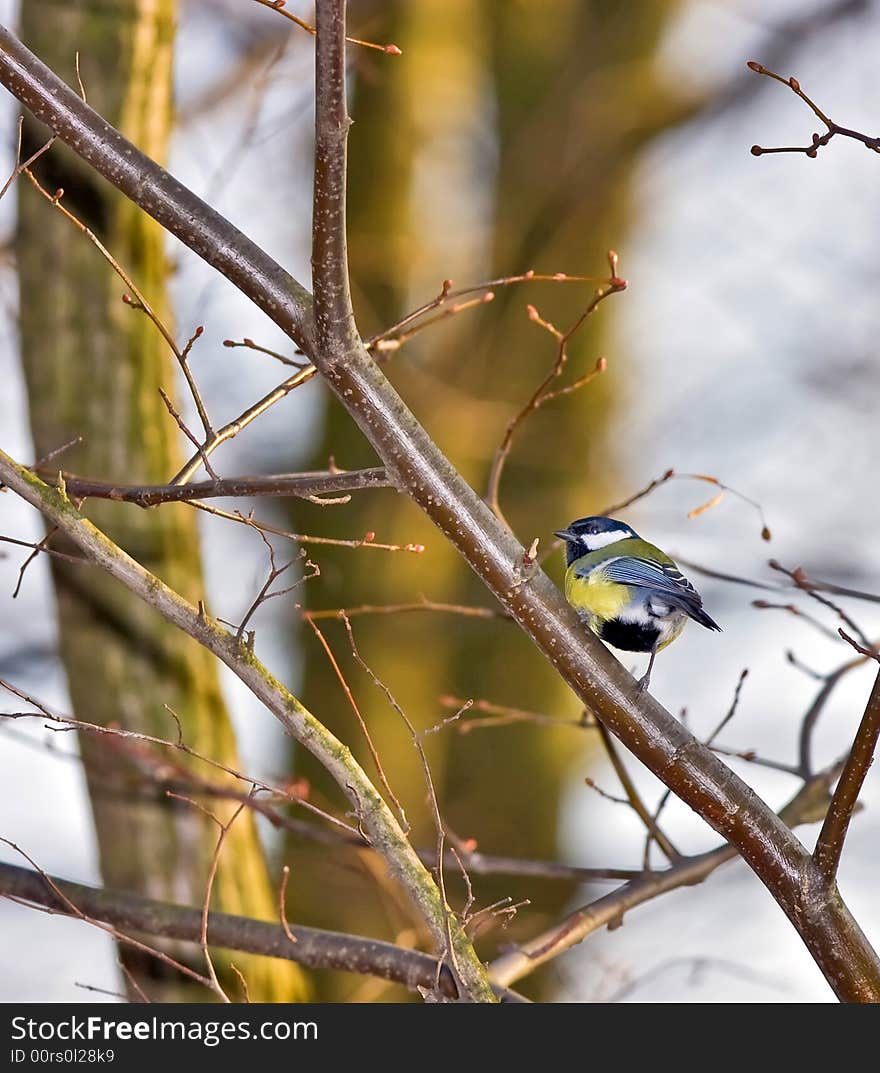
[16,0,307,1002]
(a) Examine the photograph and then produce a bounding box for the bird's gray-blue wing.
[600,557,722,632]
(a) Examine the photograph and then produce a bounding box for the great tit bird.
[554,516,721,690]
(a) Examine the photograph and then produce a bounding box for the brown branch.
[595,721,680,864]
[747,61,880,158]
[0,860,525,1002]
[0,677,362,840]
[0,840,215,993]
[367,270,611,355]
[303,613,409,831]
[793,576,880,607]
[488,759,843,989]
[188,500,423,553]
[485,252,623,520]
[305,598,504,621]
[2,696,640,886]
[439,694,594,733]
[222,336,309,368]
[769,560,874,653]
[251,0,401,54]
[236,537,317,642]
[814,662,880,882]
[4,22,878,1000]
[311,1,359,362]
[342,615,464,990]
[41,466,392,506]
[170,366,317,485]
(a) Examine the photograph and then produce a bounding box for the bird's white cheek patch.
[582,530,632,551]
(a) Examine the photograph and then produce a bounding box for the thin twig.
[165,791,251,1003]
[439,694,592,733]
[236,534,317,642]
[486,251,624,520]
[595,721,680,863]
[0,839,214,992]
[488,758,845,989]
[343,617,481,995]
[170,366,317,485]
[306,598,502,621]
[223,336,310,368]
[22,168,194,416]
[11,525,59,598]
[0,115,54,203]
[303,613,409,832]
[752,601,843,643]
[0,533,87,570]
[278,866,298,946]
[251,0,402,54]
[769,560,874,653]
[645,669,748,868]
[158,387,219,481]
[367,270,612,353]
[0,677,361,840]
[188,500,424,553]
[747,61,880,157]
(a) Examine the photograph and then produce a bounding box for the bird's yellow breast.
[564,567,631,624]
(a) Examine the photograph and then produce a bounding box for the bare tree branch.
[814,663,880,882]
[0,860,525,1002]
[747,60,880,158]
[41,466,392,506]
[0,448,490,1000]
[489,759,843,989]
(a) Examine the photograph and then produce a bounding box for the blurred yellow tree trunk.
[16,0,307,1002]
[288,0,682,998]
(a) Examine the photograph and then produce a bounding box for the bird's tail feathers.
[686,603,722,632]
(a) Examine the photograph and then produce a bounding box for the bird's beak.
[553,528,574,541]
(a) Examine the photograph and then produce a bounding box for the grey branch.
[43,467,392,506]
[0,860,525,1002]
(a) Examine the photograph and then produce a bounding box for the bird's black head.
[553,516,637,565]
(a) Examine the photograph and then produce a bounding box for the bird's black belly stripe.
[600,618,661,653]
